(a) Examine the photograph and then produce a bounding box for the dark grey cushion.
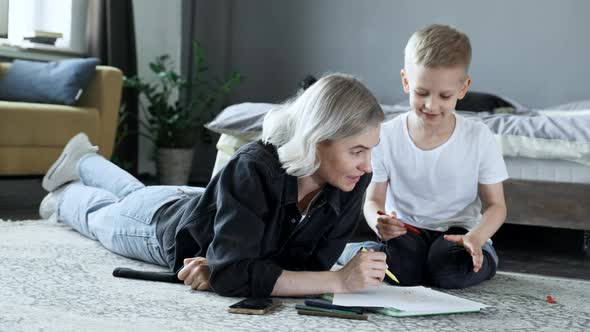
[455,91,511,112]
[0,58,100,105]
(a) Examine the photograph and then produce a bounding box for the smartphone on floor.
[228,298,280,315]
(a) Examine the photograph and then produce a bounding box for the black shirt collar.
[282,174,342,216]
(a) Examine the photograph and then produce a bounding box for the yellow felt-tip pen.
[360,247,400,284]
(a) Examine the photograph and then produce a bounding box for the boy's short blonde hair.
[404,24,472,70]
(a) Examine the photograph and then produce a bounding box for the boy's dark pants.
[339,227,497,289]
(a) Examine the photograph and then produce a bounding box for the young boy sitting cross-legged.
[339,24,508,289]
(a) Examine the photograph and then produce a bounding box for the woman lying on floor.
[39,74,387,297]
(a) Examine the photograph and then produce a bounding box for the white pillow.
[204,102,275,140]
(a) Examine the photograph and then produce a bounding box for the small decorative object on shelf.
[23,30,63,46]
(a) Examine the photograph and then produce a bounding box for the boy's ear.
[457,75,472,99]
[400,69,410,94]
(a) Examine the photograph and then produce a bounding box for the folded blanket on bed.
[473,109,590,166]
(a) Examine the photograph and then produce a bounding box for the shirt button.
[291,218,297,223]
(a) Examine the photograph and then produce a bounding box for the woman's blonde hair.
[262,73,384,177]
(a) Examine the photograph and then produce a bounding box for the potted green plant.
[123,41,240,185]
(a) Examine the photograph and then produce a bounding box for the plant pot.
[157,148,194,185]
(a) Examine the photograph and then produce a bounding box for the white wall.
[133,0,182,174]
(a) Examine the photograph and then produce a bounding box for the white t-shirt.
[372,112,509,232]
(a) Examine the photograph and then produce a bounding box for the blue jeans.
[57,154,203,267]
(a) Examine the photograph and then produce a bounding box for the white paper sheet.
[333,284,488,312]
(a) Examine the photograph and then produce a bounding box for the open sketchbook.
[331,284,488,317]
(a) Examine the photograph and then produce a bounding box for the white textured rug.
[1,219,589,332]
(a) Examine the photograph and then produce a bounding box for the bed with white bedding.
[205,101,590,254]
[505,157,590,184]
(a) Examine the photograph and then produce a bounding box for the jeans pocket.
[119,186,183,224]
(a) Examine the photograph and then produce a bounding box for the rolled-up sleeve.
[206,154,283,297]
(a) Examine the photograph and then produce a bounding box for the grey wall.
[194,0,590,109]
[0,0,7,37]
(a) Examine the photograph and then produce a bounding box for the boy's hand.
[178,257,210,291]
[336,250,387,293]
[376,211,407,241]
[443,234,484,272]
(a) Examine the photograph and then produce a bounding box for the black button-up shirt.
[157,141,371,297]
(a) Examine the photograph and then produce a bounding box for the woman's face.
[314,124,381,192]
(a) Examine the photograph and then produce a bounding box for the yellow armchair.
[0,62,123,175]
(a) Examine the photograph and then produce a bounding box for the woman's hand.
[375,211,407,241]
[177,257,210,291]
[443,234,484,272]
[336,250,387,293]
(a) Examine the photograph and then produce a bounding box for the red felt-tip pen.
[377,210,422,235]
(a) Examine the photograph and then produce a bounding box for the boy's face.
[400,63,471,125]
